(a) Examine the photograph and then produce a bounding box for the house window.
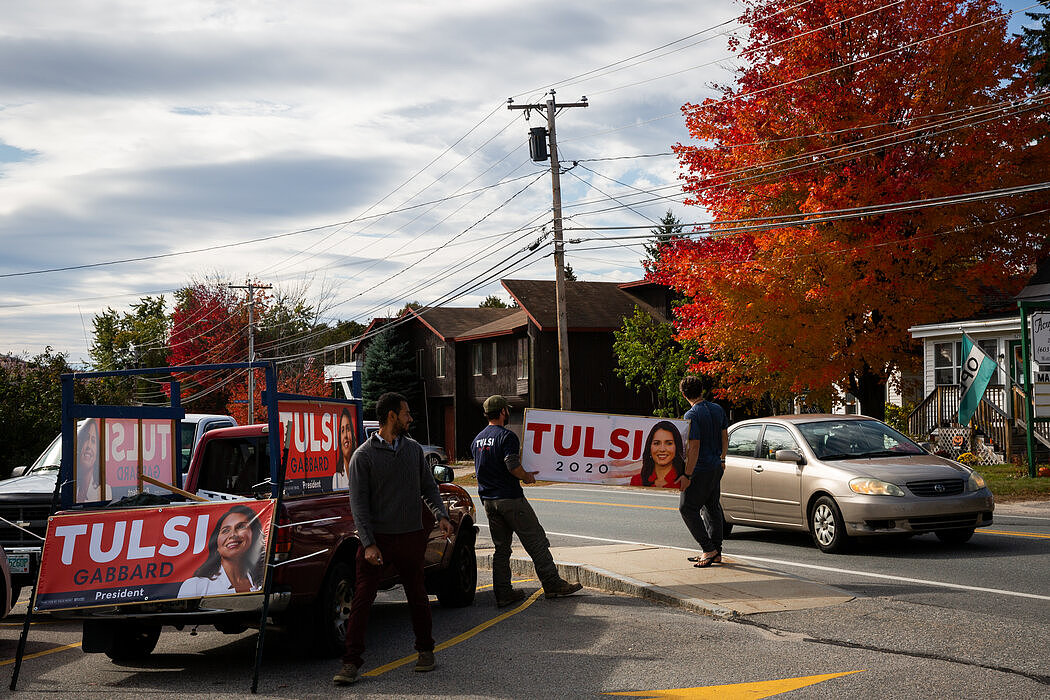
[936,339,1000,387]
[977,339,999,384]
[435,345,445,378]
[934,342,956,386]
[490,342,498,375]
[472,344,483,376]
[516,337,529,380]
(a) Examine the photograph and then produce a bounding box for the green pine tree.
[643,211,684,265]
[361,329,422,423]
[1021,1,1050,88]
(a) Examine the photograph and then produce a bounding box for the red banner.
[278,398,359,495]
[34,500,275,612]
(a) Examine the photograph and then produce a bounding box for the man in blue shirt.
[678,376,729,568]
[472,395,582,607]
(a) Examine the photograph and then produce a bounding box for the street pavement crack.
[730,617,1050,686]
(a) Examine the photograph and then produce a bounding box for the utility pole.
[230,281,272,423]
[509,91,587,411]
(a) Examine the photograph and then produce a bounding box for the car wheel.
[809,496,851,553]
[105,621,161,662]
[427,453,441,468]
[436,528,477,608]
[314,560,354,657]
[935,528,975,545]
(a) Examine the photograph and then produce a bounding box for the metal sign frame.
[10,361,281,692]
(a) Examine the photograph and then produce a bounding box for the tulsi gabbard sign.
[521,409,690,489]
[34,500,275,612]
[278,398,359,495]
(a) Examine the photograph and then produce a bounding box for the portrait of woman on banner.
[75,418,103,503]
[331,407,356,491]
[178,505,265,598]
[631,421,686,488]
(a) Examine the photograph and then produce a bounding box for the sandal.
[692,550,722,568]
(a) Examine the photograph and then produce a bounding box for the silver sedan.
[721,415,994,553]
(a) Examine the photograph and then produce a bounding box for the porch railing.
[906,385,1010,456]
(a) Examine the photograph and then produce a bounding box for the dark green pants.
[482,497,560,595]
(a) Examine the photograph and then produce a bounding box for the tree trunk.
[851,363,886,420]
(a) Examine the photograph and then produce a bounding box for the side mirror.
[918,442,934,453]
[433,464,455,484]
[10,466,28,477]
[776,449,805,465]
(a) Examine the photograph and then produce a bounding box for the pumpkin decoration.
[1038,467,1050,478]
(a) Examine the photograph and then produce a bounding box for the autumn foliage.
[167,281,331,419]
[651,0,1050,413]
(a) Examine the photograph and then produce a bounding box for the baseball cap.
[483,395,509,413]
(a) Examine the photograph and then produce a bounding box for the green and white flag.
[958,333,997,426]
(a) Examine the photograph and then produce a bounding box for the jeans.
[343,529,433,667]
[679,469,724,553]
[482,497,560,595]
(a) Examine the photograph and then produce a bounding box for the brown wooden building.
[354,279,671,461]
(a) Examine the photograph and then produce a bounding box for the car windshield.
[796,419,925,460]
[29,434,63,473]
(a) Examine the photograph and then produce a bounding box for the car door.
[751,424,804,526]
[722,424,761,521]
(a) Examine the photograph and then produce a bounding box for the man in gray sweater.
[334,392,454,686]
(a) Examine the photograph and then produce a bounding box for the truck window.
[197,437,271,497]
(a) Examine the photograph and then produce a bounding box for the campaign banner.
[34,500,275,612]
[521,409,690,488]
[75,418,177,503]
[278,398,359,496]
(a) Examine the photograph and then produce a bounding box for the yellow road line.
[981,528,1050,539]
[605,670,863,698]
[532,497,677,511]
[0,642,81,667]
[363,589,544,677]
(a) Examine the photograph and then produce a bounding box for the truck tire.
[436,529,476,608]
[105,621,161,662]
[314,560,354,657]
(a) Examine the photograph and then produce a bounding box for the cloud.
[0,0,745,362]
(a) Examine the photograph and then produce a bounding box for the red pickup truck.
[62,424,478,661]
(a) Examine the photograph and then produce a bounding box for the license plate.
[6,553,30,574]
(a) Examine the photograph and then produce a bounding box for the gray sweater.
[348,433,449,548]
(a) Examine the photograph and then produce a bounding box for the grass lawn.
[974,463,1050,503]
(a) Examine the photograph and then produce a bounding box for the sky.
[0,1,1041,365]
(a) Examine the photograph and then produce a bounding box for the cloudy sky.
[0,1,1039,365]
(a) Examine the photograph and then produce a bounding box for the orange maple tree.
[168,281,332,419]
[651,0,1050,415]
[168,282,248,415]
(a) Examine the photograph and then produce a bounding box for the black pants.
[679,469,723,552]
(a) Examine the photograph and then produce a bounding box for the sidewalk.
[476,544,854,619]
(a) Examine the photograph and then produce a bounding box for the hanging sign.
[1032,312,1050,365]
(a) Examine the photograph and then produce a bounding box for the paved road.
[3,570,1047,698]
[2,484,1046,697]
[494,484,1049,619]
[469,483,1050,688]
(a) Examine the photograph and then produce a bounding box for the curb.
[476,552,739,620]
